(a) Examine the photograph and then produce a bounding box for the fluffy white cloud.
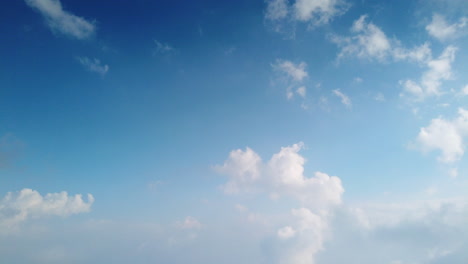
[216,143,344,264]
[0,188,94,230]
[331,15,431,63]
[426,14,467,41]
[332,89,351,108]
[266,0,349,28]
[400,45,457,100]
[77,57,109,76]
[415,108,468,163]
[24,0,95,39]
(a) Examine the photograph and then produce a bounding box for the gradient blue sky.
[1,0,468,263]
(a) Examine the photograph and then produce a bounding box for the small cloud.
[24,0,95,39]
[354,77,363,83]
[296,86,307,98]
[273,59,308,82]
[425,186,438,196]
[154,40,175,54]
[448,168,458,178]
[77,57,109,76]
[224,46,236,55]
[332,89,352,108]
[277,226,296,239]
[177,216,202,230]
[461,84,468,96]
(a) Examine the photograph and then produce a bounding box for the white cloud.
[0,188,94,230]
[177,216,202,230]
[426,14,467,41]
[273,60,308,82]
[415,108,468,163]
[332,89,351,108]
[400,45,457,100]
[154,40,175,54]
[216,143,344,264]
[265,0,289,20]
[77,57,109,76]
[277,225,296,239]
[331,15,431,63]
[296,86,307,98]
[265,0,349,31]
[24,0,95,39]
[293,0,349,26]
[461,84,468,96]
[331,15,391,61]
[353,77,363,83]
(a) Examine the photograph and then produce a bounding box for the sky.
[1,0,468,263]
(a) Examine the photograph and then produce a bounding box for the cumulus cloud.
[77,57,109,76]
[24,0,95,39]
[0,188,94,230]
[400,45,457,100]
[216,143,344,264]
[414,108,468,163]
[331,15,432,63]
[332,89,351,108]
[426,14,467,41]
[266,0,349,28]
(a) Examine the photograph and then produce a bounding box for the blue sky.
[1,0,468,263]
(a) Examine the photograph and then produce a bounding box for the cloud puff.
[272,60,309,101]
[415,108,468,163]
[216,143,344,264]
[332,89,351,108]
[426,14,467,41]
[24,0,95,39]
[331,15,432,63]
[0,188,94,230]
[266,0,349,28]
[77,57,109,76]
[400,46,457,100]
[273,60,308,82]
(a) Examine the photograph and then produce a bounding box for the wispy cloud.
[332,89,352,108]
[24,0,95,39]
[154,40,175,54]
[77,57,109,76]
